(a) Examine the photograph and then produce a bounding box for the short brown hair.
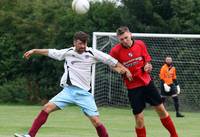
[73,31,89,43]
[116,26,130,35]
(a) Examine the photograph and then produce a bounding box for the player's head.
[73,31,88,54]
[165,56,173,66]
[116,26,133,48]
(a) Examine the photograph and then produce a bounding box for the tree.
[121,0,200,33]
[169,0,200,33]
[0,0,124,103]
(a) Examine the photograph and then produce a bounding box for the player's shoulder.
[134,40,146,47]
[113,43,122,48]
[171,66,176,70]
[50,47,74,54]
[59,47,74,52]
[61,47,74,55]
[86,47,92,52]
[111,43,122,52]
[159,64,168,71]
[66,47,74,51]
[161,64,167,69]
[85,47,96,56]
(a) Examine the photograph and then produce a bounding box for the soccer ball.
[72,0,90,14]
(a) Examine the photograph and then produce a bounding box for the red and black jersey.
[110,40,152,89]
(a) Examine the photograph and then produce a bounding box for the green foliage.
[0,0,199,104]
[121,0,167,32]
[170,0,200,33]
[121,0,200,33]
[0,105,199,137]
[0,34,22,84]
[0,78,28,103]
[0,0,123,103]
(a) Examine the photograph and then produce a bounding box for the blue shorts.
[49,86,99,116]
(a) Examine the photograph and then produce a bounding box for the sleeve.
[172,67,177,80]
[159,66,165,81]
[109,46,119,60]
[93,49,118,67]
[138,40,152,62]
[48,49,69,61]
[173,79,179,85]
[173,67,178,85]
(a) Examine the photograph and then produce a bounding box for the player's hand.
[144,63,152,73]
[23,49,35,59]
[125,70,133,81]
[164,83,171,92]
[176,85,181,94]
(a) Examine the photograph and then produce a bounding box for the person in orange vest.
[159,56,184,117]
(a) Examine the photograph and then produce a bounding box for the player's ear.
[131,35,135,41]
[73,40,76,46]
[85,41,88,46]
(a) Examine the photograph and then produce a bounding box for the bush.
[0,77,29,103]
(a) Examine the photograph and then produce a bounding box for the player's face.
[74,39,87,54]
[117,31,133,48]
[165,57,172,65]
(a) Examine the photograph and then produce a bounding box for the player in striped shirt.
[14,31,132,137]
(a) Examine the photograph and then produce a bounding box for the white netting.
[92,32,200,111]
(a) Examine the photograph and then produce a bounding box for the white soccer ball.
[72,0,90,14]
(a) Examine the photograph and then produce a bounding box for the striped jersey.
[48,47,118,91]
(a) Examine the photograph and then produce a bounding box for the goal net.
[92,32,200,111]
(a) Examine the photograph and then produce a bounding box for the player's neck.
[121,40,133,48]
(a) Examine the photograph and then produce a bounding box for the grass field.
[0,105,199,137]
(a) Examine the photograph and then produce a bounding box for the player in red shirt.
[110,26,178,137]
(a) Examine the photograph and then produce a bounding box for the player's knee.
[90,116,101,127]
[42,103,57,114]
[155,104,168,118]
[135,113,144,128]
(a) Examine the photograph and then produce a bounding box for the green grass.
[0,105,199,137]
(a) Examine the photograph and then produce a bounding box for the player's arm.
[143,62,152,73]
[173,78,180,94]
[108,47,132,80]
[159,66,171,92]
[172,67,178,85]
[23,49,49,59]
[173,68,181,94]
[112,62,133,81]
[159,66,165,81]
[93,48,133,81]
[138,41,152,73]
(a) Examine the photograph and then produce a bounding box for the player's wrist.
[31,49,36,54]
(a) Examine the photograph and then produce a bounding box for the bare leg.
[88,116,109,137]
[134,112,146,137]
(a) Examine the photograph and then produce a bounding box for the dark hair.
[116,26,130,35]
[73,31,89,43]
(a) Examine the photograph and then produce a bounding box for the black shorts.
[160,83,177,97]
[128,81,162,115]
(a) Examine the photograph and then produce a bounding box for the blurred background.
[0,0,200,111]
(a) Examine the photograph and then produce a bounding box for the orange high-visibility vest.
[159,64,176,85]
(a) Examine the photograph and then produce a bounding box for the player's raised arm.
[23,49,49,59]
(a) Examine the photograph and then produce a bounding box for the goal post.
[92,32,200,111]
